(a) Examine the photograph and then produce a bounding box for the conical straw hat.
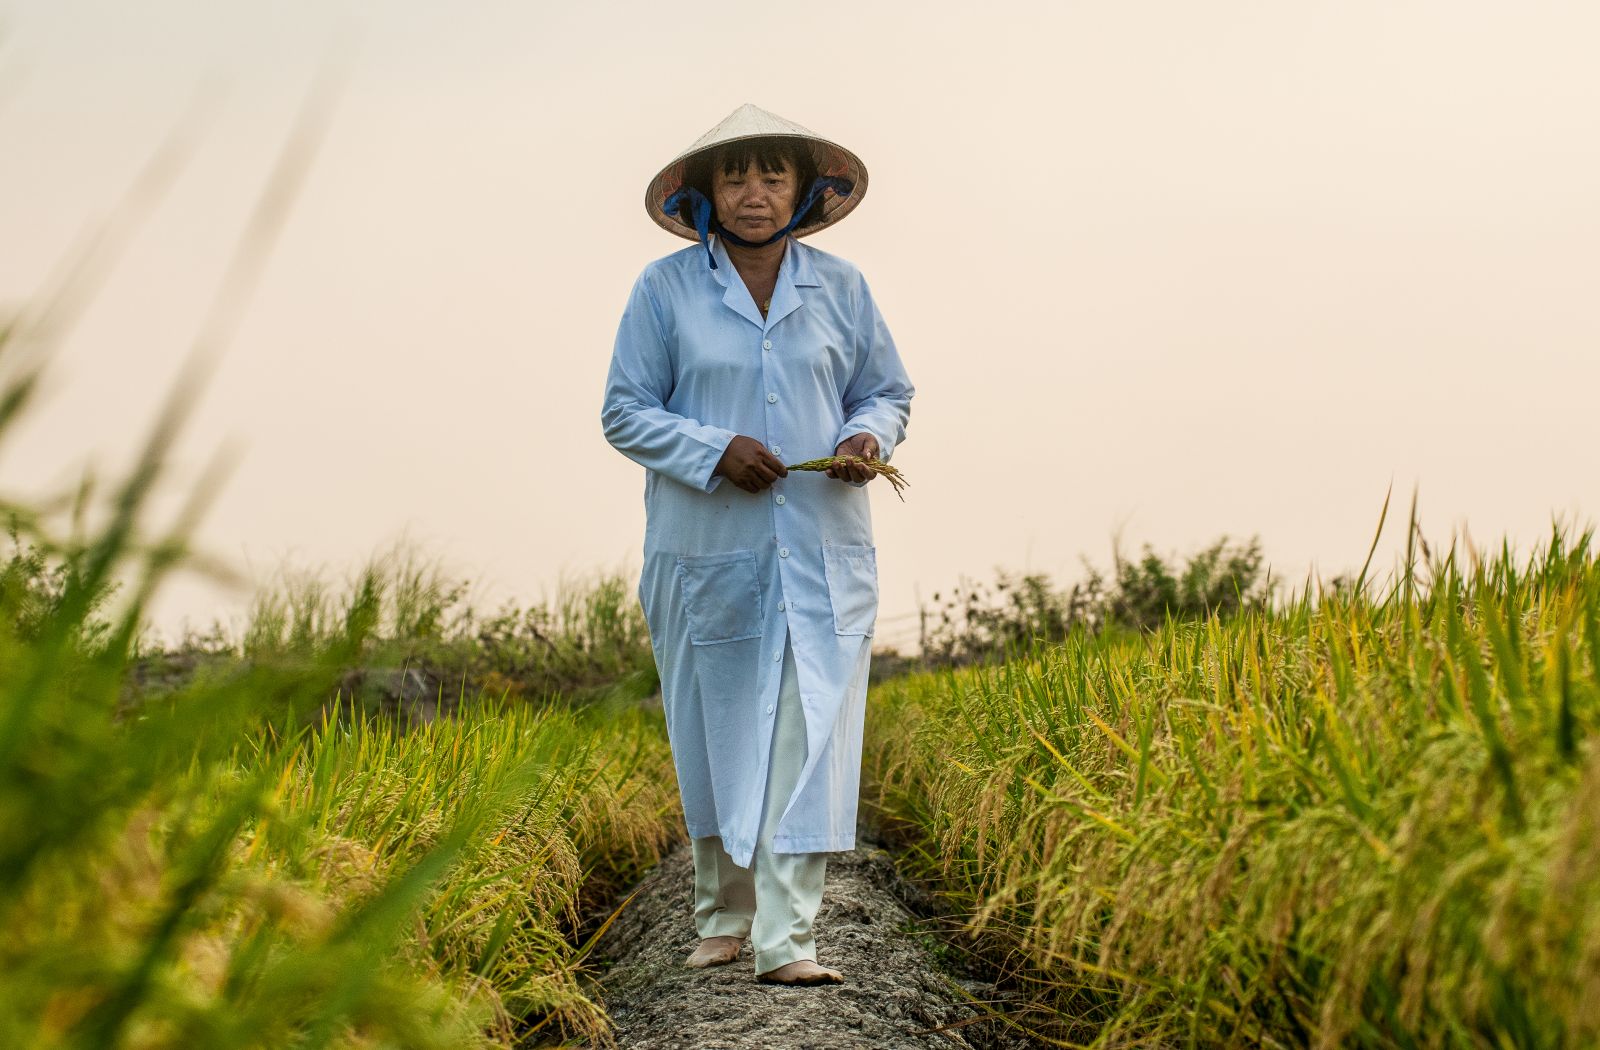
[644,103,868,242]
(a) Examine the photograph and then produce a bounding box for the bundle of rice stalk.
[785,454,908,501]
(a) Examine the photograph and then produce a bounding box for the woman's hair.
[678,136,824,233]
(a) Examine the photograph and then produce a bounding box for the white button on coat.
[775,495,786,505]
[601,234,914,869]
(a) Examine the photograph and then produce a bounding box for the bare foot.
[756,959,844,985]
[685,935,743,968]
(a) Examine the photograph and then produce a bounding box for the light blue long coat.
[601,233,913,869]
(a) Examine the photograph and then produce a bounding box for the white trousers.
[691,633,828,974]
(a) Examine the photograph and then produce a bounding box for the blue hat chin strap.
[661,176,854,270]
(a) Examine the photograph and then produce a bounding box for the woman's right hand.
[715,436,788,493]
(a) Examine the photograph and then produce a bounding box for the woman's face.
[711,158,797,242]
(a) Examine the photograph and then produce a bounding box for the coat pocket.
[676,549,763,645]
[822,543,878,637]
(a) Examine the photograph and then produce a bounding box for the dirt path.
[588,830,1044,1050]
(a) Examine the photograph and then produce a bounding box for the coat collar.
[709,235,819,330]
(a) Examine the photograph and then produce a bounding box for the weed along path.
[587,829,1044,1050]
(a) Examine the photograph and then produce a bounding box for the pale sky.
[3,1,1597,652]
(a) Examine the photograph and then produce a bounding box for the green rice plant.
[864,501,1600,1048]
[243,697,681,1045]
[0,363,682,1048]
[0,356,499,1046]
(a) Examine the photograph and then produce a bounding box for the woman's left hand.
[827,434,880,483]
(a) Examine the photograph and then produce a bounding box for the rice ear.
[784,455,908,501]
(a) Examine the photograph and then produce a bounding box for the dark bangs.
[680,136,825,231]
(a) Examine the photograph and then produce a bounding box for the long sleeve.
[602,272,737,493]
[836,272,914,463]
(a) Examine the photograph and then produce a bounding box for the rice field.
[9,281,1598,1044]
[0,328,683,1046]
[863,509,1600,1048]
[0,571,681,1049]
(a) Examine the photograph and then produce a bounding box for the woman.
[601,103,913,987]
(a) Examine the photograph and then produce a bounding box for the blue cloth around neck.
[660,176,854,270]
